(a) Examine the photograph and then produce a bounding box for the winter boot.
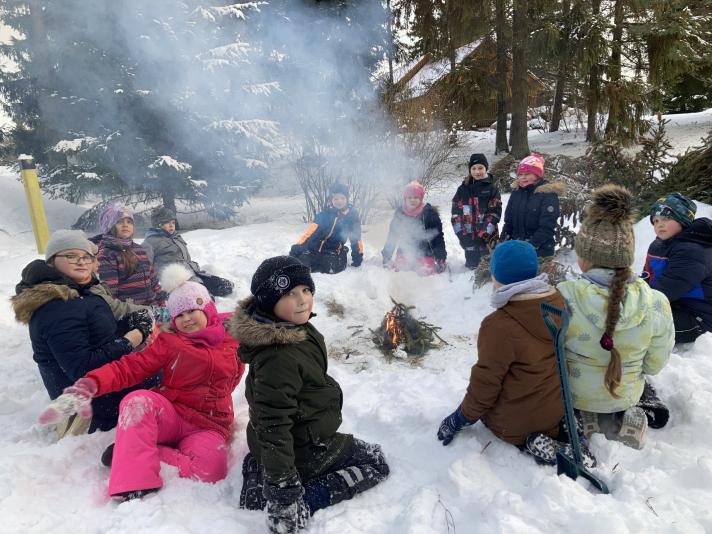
[266,497,309,534]
[616,406,648,449]
[239,453,266,511]
[113,488,159,502]
[101,443,114,467]
[524,432,596,469]
[636,381,670,429]
[578,411,601,438]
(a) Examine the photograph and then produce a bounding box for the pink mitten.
[38,378,98,424]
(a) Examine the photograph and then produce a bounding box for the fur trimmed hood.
[510,179,565,195]
[12,283,79,324]
[228,296,308,352]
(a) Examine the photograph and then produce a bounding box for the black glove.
[289,244,307,257]
[437,407,476,446]
[352,254,363,268]
[264,474,309,533]
[125,309,154,343]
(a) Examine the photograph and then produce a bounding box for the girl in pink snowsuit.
[40,264,245,500]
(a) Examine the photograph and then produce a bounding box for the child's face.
[470,164,487,179]
[405,196,422,211]
[518,173,539,188]
[114,217,134,239]
[161,220,177,234]
[174,309,208,333]
[331,194,347,210]
[652,215,683,240]
[273,285,314,325]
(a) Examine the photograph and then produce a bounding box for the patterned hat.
[516,153,545,178]
[649,192,696,228]
[100,203,133,235]
[251,256,315,312]
[575,185,636,268]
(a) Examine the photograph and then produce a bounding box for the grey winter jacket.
[142,228,201,278]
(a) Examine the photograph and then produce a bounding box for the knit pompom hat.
[251,256,315,312]
[575,185,636,268]
[516,153,545,178]
[468,153,489,170]
[161,264,212,319]
[100,203,134,235]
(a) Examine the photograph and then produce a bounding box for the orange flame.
[385,312,400,346]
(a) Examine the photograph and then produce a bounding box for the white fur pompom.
[159,263,194,294]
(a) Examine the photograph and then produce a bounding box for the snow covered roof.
[393,40,483,98]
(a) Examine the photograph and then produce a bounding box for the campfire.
[372,299,446,359]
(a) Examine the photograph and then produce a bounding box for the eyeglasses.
[54,253,95,265]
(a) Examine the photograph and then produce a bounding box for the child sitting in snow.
[143,206,234,298]
[91,202,165,306]
[289,182,363,273]
[451,153,502,269]
[231,256,389,533]
[382,181,447,275]
[558,185,674,449]
[643,193,712,344]
[436,240,595,466]
[38,264,245,501]
[500,153,562,258]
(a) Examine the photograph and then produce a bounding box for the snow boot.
[578,411,601,438]
[266,497,309,534]
[636,381,670,429]
[616,406,648,449]
[524,432,597,469]
[101,443,114,467]
[239,453,266,511]
[114,488,159,502]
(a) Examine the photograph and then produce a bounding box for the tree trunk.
[495,0,509,153]
[586,0,602,142]
[550,0,572,133]
[386,0,394,86]
[510,0,530,158]
[605,0,625,135]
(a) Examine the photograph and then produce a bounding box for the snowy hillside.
[1,154,712,533]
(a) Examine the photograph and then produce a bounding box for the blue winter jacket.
[501,180,563,257]
[12,260,159,432]
[296,205,363,264]
[642,217,712,332]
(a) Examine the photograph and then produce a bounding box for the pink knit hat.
[403,181,426,201]
[100,202,134,235]
[161,264,212,319]
[516,153,545,178]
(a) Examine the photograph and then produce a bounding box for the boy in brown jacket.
[437,240,594,465]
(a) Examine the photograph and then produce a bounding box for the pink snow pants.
[108,390,228,496]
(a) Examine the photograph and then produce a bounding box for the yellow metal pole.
[19,156,50,254]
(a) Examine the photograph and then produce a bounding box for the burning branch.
[371,298,447,359]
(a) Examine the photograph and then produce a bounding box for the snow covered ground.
[2,113,712,533]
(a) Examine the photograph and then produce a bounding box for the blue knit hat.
[490,240,538,285]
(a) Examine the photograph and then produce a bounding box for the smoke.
[13,0,427,210]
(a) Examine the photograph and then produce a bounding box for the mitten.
[351,254,363,268]
[435,259,447,274]
[38,377,98,424]
[437,406,476,446]
[264,474,309,534]
[289,244,306,257]
[151,305,171,324]
[126,309,154,342]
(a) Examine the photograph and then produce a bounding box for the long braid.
[602,266,631,398]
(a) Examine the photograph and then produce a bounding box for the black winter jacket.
[501,180,563,257]
[382,204,447,262]
[12,260,158,432]
[643,217,712,331]
[230,298,350,483]
[451,174,502,247]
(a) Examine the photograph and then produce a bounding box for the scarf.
[490,273,552,309]
[174,301,231,347]
[581,268,637,289]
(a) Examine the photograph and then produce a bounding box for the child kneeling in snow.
[382,181,447,275]
[643,192,712,344]
[39,264,245,501]
[231,256,389,533]
[436,240,595,466]
[558,185,674,449]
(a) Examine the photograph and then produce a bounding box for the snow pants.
[291,249,348,274]
[671,305,705,344]
[108,390,228,496]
